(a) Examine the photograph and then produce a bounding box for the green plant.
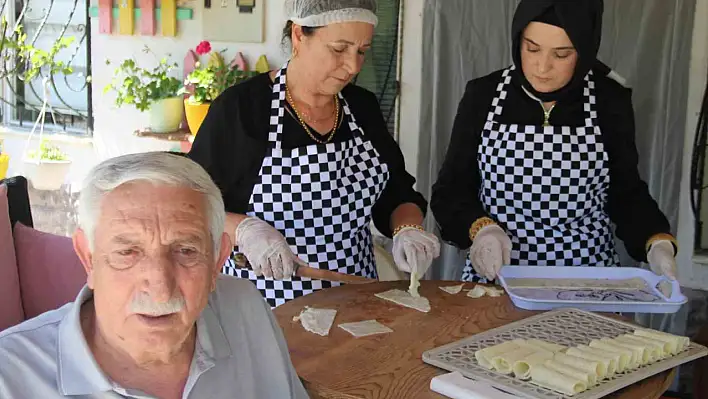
[104,47,182,112]
[0,16,74,81]
[180,41,257,104]
[25,139,69,161]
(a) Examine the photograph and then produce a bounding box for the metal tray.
[497,266,686,313]
[422,308,707,399]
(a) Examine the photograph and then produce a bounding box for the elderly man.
[0,152,309,398]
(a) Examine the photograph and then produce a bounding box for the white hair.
[78,152,226,255]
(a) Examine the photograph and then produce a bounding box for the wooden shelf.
[134,128,194,153]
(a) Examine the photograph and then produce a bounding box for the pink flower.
[195,41,211,55]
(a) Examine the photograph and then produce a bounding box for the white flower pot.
[147,97,185,133]
[23,159,72,191]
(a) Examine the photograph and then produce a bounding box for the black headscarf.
[511,0,605,102]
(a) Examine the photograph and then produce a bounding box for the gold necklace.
[285,87,339,144]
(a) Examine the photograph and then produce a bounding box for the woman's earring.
[292,47,299,58]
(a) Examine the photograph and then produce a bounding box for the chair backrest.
[0,176,33,228]
[0,183,25,331]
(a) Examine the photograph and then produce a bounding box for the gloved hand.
[392,226,441,277]
[235,217,303,280]
[647,240,677,280]
[470,224,512,281]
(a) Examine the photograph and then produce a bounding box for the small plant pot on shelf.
[0,154,9,179]
[148,97,185,133]
[184,99,210,136]
[23,159,72,190]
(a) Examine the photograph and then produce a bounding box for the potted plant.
[0,19,77,189]
[181,41,257,135]
[23,138,71,190]
[104,47,184,133]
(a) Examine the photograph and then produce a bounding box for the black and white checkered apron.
[462,66,620,282]
[223,63,390,307]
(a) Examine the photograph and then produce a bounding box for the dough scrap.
[293,307,337,337]
[482,286,505,297]
[338,320,393,337]
[439,284,464,295]
[467,285,487,298]
[375,289,431,312]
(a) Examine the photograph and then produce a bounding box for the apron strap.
[268,62,290,150]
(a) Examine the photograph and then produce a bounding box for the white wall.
[397,0,424,180]
[676,0,708,290]
[90,0,289,159]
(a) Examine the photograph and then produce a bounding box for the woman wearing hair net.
[189,0,440,307]
[431,0,677,282]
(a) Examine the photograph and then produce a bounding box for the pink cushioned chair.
[0,178,86,331]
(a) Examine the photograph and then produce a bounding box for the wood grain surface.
[274,280,675,399]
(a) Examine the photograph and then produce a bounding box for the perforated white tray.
[422,308,708,399]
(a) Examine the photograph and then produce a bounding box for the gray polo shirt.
[0,275,309,398]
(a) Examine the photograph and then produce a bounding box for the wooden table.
[273,280,676,399]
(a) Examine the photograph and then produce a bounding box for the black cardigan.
[188,73,427,238]
[431,68,671,262]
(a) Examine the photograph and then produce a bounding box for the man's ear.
[73,228,95,289]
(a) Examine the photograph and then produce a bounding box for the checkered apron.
[223,63,390,307]
[462,66,620,282]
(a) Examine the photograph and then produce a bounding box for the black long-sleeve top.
[431,68,671,262]
[188,73,427,238]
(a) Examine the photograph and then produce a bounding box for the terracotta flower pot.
[184,99,211,136]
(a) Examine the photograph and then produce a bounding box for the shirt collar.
[57,286,232,396]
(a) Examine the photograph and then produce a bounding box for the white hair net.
[285,0,378,27]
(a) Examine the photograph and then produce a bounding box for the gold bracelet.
[646,233,679,256]
[393,224,424,236]
[469,217,496,241]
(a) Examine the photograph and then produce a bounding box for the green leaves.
[104,51,182,112]
[25,138,69,161]
[0,19,75,82]
[182,59,258,104]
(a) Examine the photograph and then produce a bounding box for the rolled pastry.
[600,338,647,366]
[491,347,537,374]
[574,344,625,373]
[513,350,554,380]
[634,329,688,354]
[627,334,673,357]
[619,334,666,359]
[475,340,520,369]
[589,340,636,370]
[517,338,567,353]
[610,337,654,364]
[554,352,606,379]
[530,364,587,396]
[566,347,617,375]
[545,359,597,386]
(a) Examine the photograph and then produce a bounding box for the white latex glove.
[470,225,512,281]
[647,240,677,280]
[392,227,441,276]
[235,217,304,280]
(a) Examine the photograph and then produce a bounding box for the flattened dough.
[338,320,393,337]
[482,286,505,297]
[467,285,487,298]
[375,289,431,313]
[439,284,464,295]
[505,277,648,290]
[294,307,337,337]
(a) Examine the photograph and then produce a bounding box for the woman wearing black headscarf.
[431,0,678,282]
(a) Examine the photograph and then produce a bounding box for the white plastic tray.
[497,266,687,313]
[422,308,708,399]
